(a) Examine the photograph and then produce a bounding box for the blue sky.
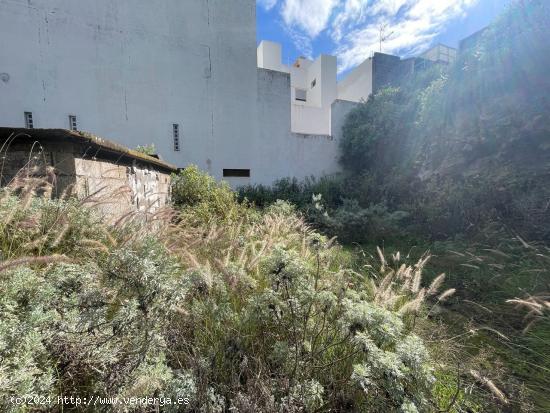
[257,0,509,76]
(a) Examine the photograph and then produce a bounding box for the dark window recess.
[24,112,34,129]
[173,123,180,151]
[223,169,250,178]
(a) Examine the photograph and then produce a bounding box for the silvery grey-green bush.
[1,175,439,412]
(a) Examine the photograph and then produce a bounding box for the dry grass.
[470,369,509,405]
[0,163,175,267]
[163,205,315,276]
[507,294,550,334]
[371,247,454,315]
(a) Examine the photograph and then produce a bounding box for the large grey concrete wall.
[0,0,360,187]
[372,53,402,93]
[0,0,257,181]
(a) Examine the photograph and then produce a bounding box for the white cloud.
[366,0,409,16]
[281,0,339,38]
[266,0,478,73]
[333,0,479,73]
[258,0,278,11]
[331,0,369,42]
[283,24,314,59]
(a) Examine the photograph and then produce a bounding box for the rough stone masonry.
[0,128,177,220]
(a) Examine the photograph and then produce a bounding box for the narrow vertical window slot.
[69,115,78,131]
[173,124,180,152]
[24,112,34,129]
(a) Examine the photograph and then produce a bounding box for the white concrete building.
[258,40,339,136]
[0,0,453,187]
[0,0,260,185]
[257,41,456,146]
[337,58,374,103]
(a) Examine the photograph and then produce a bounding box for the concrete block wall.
[74,158,171,219]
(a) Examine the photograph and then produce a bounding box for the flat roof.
[0,128,178,173]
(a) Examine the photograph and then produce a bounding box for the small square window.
[295,88,307,102]
[69,115,78,131]
[24,112,34,129]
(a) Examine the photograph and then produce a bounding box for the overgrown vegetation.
[240,177,410,244]
[171,165,248,224]
[239,1,550,410]
[1,167,484,412]
[135,144,157,156]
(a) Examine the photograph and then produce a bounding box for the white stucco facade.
[258,40,376,140]
[257,41,340,136]
[0,0,259,182]
[337,58,374,102]
[255,40,458,154]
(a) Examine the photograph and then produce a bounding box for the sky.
[256,0,510,76]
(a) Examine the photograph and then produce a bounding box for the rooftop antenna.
[379,23,394,53]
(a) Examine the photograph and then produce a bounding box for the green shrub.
[0,189,189,411]
[163,198,463,411]
[239,175,345,211]
[172,165,234,208]
[313,198,409,244]
[171,165,248,223]
[340,87,408,175]
[240,177,411,244]
[134,143,156,156]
